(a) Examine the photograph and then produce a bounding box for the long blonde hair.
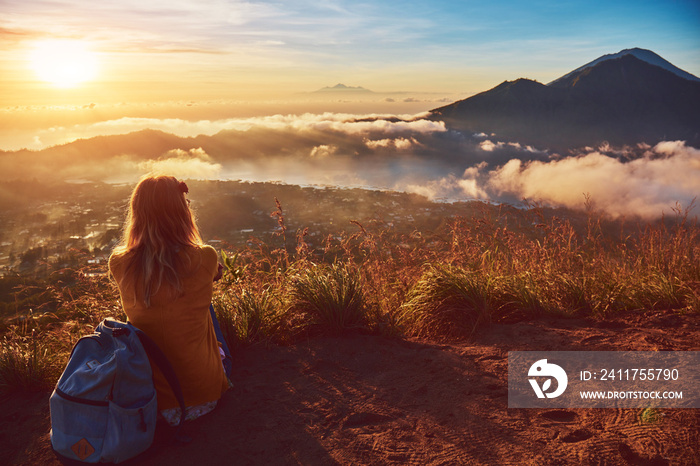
[112,175,203,307]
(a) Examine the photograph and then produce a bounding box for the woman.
[108,175,229,425]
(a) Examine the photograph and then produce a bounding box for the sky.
[2,0,699,108]
[0,0,699,218]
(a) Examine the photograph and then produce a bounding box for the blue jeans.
[209,304,232,379]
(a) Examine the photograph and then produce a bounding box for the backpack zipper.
[55,387,109,407]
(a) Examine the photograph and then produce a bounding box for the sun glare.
[30,39,98,88]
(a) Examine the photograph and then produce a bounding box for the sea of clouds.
[3,113,699,219]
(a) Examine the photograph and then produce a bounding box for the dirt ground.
[3,309,699,465]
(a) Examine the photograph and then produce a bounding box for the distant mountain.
[431,50,700,150]
[313,83,373,93]
[41,128,188,160]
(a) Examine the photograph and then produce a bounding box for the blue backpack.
[50,318,186,463]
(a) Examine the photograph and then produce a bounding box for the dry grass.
[286,262,368,335]
[399,264,494,339]
[1,200,698,392]
[0,330,62,393]
[213,286,284,349]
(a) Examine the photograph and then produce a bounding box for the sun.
[30,39,98,88]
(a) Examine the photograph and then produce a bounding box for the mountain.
[313,83,373,93]
[431,50,700,150]
[548,48,700,85]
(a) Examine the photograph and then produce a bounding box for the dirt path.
[5,309,700,465]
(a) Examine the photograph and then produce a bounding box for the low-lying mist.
[1,112,698,219]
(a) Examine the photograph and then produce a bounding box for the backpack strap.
[133,328,191,443]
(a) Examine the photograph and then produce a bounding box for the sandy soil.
[3,309,699,465]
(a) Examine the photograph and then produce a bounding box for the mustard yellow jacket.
[109,245,228,410]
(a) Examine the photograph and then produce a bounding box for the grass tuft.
[499,272,551,320]
[214,287,284,349]
[633,272,690,312]
[286,262,368,335]
[400,264,493,340]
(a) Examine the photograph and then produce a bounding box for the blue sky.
[1,0,698,104]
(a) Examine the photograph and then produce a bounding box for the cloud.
[294,113,446,135]
[136,148,222,180]
[388,138,700,218]
[20,113,446,150]
[364,137,420,150]
[480,139,539,153]
[484,141,700,218]
[4,110,698,219]
[310,144,338,158]
[404,169,489,201]
[479,140,503,151]
[1,112,460,188]
[0,145,222,183]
